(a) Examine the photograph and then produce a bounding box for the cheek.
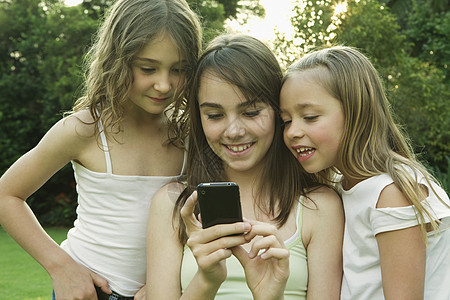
[253,110,275,135]
[201,120,221,143]
[131,73,149,91]
[283,130,290,146]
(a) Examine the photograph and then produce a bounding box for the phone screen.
[197,182,243,229]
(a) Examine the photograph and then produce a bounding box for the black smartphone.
[197,182,243,229]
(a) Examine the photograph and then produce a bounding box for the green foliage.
[188,0,227,43]
[0,0,96,226]
[334,0,406,68]
[332,0,449,171]
[386,55,450,169]
[272,0,338,66]
[275,0,449,176]
[81,0,114,19]
[403,0,450,81]
[0,0,258,226]
[429,156,450,194]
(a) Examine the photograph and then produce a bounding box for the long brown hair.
[67,0,201,146]
[174,34,320,243]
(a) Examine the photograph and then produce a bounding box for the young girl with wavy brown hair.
[0,0,201,298]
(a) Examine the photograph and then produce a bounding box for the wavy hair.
[174,34,320,243]
[284,46,448,240]
[68,0,201,145]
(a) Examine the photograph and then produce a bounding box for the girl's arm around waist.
[0,112,111,299]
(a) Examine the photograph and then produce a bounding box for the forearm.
[180,272,223,300]
[0,196,73,276]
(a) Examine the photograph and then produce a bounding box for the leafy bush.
[0,0,96,226]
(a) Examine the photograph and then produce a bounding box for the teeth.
[227,143,252,152]
[296,147,314,155]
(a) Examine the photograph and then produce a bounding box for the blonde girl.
[0,0,201,299]
[280,45,450,300]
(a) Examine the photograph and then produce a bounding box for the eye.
[206,113,223,120]
[171,67,186,74]
[140,67,156,74]
[304,115,319,121]
[243,109,261,118]
[281,119,292,128]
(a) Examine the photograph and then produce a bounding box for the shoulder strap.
[98,119,113,174]
[179,138,188,176]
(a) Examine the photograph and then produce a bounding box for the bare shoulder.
[377,183,411,208]
[152,182,185,208]
[60,110,96,138]
[303,185,343,212]
[35,110,96,159]
[302,185,344,248]
[148,182,185,237]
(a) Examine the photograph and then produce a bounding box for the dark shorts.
[95,286,134,300]
[95,287,134,300]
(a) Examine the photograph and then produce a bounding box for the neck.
[224,164,265,206]
[123,107,168,132]
[341,175,362,190]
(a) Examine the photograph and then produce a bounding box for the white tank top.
[60,122,186,296]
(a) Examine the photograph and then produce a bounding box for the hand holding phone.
[197,182,243,229]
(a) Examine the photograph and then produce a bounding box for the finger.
[187,230,249,258]
[196,247,233,268]
[244,222,279,243]
[231,245,250,267]
[189,222,251,245]
[181,191,202,232]
[259,247,290,261]
[134,285,146,300]
[90,271,111,295]
[249,235,285,259]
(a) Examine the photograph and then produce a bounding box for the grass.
[0,227,69,300]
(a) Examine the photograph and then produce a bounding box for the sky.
[226,0,295,43]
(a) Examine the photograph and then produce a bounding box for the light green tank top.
[180,198,308,299]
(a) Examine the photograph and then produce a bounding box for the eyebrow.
[134,57,188,64]
[296,102,318,109]
[280,102,318,114]
[199,98,264,109]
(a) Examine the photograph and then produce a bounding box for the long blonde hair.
[284,46,448,240]
[68,0,201,144]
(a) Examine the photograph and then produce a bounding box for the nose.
[154,71,171,93]
[284,120,304,140]
[224,117,246,139]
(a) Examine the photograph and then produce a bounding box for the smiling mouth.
[150,97,168,101]
[148,94,171,101]
[296,147,315,156]
[225,142,254,153]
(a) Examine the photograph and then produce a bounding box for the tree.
[274,0,449,176]
[0,0,97,225]
[0,0,263,225]
[334,0,449,171]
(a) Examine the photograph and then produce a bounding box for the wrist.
[45,251,77,278]
[183,271,224,299]
[253,289,285,300]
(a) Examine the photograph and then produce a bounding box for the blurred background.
[0,0,448,227]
